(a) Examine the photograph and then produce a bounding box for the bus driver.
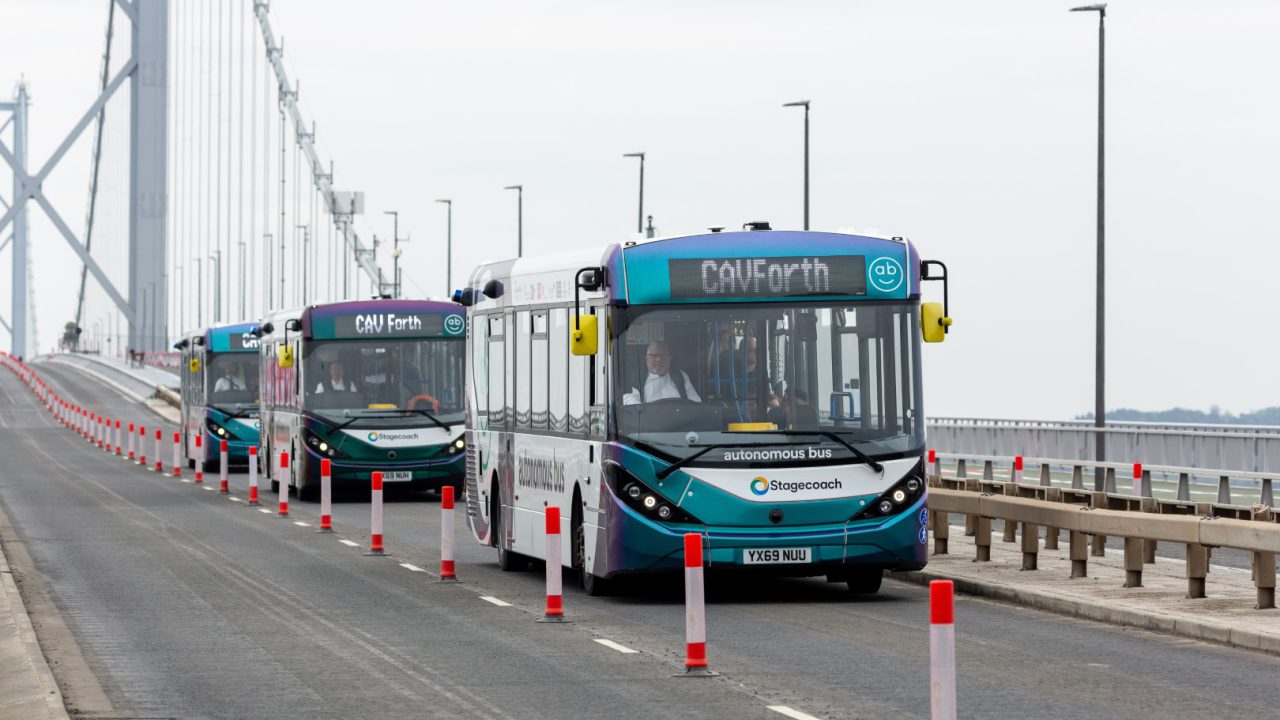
[623,341,701,405]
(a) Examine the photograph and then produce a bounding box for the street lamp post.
[383,210,402,298]
[504,185,523,257]
[783,100,811,230]
[435,199,453,295]
[1071,3,1107,487]
[623,152,645,233]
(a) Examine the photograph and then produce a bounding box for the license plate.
[382,471,413,482]
[743,547,811,565]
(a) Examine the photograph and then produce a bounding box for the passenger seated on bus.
[314,360,359,394]
[622,341,701,405]
[213,363,246,392]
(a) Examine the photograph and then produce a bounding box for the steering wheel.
[408,394,439,412]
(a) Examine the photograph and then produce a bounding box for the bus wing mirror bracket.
[189,358,201,373]
[571,266,606,356]
[920,260,953,343]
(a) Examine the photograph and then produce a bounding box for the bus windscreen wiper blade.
[333,408,451,434]
[655,441,805,480]
[726,430,885,473]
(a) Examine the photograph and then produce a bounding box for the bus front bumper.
[301,446,465,489]
[599,492,928,578]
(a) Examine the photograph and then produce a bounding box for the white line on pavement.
[593,639,638,654]
[202,486,214,491]
[180,479,192,484]
[479,596,511,607]
[767,707,821,720]
[399,563,427,572]
[293,521,310,527]
[227,496,242,502]
[257,508,273,514]
[338,539,360,547]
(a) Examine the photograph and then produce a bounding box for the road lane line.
[399,563,427,572]
[180,478,192,484]
[202,486,214,491]
[338,539,360,547]
[593,638,638,654]
[257,508,273,514]
[227,496,242,502]
[479,596,511,607]
[293,521,310,527]
[767,707,821,720]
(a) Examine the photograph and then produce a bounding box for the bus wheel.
[494,491,527,572]
[846,569,884,595]
[297,477,317,502]
[573,504,609,596]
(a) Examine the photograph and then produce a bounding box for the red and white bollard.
[247,446,260,505]
[128,422,136,460]
[138,425,147,467]
[929,448,939,477]
[96,415,103,448]
[367,471,384,555]
[678,532,714,675]
[154,429,163,472]
[1013,455,1024,484]
[1133,462,1144,497]
[538,506,567,622]
[439,486,458,582]
[115,420,122,455]
[276,451,289,517]
[172,432,182,478]
[318,459,333,532]
[930,580,957,720]
[194,433,204,483]
[219,439,229,493]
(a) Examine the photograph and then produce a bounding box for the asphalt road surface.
[2,361,1279,720]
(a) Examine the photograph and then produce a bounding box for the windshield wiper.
[725,430,884,474]
[655,441,808,480]
[332,408,451,434]
[208,404,254,419]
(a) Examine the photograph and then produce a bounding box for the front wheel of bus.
[493,489,527,572]
[573,504,609,596]
[846,569,884,595]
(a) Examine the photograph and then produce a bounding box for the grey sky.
[2,0,1278,419]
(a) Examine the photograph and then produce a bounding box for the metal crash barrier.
[928,452,1280,609]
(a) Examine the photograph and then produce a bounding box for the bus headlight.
[304,429,344,458]
[205,418,232,438]
[604,462,701,525]
[852,459,927,521]
[447,437,466,455]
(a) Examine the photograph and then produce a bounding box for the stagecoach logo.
[443,314,465,336]
[867,257,904,293]
[749,476,843,496]
[367,430,421,443]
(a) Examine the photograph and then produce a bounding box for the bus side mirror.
[278,346,295,368]
[571,315,598,356]
[189,358,201,372]
[921,302,953,343]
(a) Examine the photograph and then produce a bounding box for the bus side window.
[548,308,568,433]
[487,315,506,427]
[567,310,587,436]
[514,311,531,429]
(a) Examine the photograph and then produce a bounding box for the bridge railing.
[927,417,1280,474]
[926,451,1280,609]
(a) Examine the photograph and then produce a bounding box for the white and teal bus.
[256,299,468,499]
[176,322,262,469]
[459,226,951,594]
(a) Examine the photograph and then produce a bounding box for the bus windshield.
[615,301,923,465]
[207,353,259,415]
[302,338,464,426]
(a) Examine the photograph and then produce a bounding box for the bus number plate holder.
[743,548,811,564]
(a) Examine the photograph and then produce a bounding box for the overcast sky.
[2,0,1278,419]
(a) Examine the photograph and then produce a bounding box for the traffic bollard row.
[538,506,567,623]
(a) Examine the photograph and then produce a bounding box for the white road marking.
[593,638,638,654]
[258,508,273,514]
[399,563,427,572]
[338,539,360,547]
[202,486,214,491]
[227,496,242,502]
[479,596,511,607]
[293,521,310,527]
[767,706,822,720]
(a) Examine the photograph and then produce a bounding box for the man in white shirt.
[213,364,246,392]
[315,360,358,394]
[623,341,701,405]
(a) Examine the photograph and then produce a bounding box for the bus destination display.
[668,256,867,299]
[332,313,445,338]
